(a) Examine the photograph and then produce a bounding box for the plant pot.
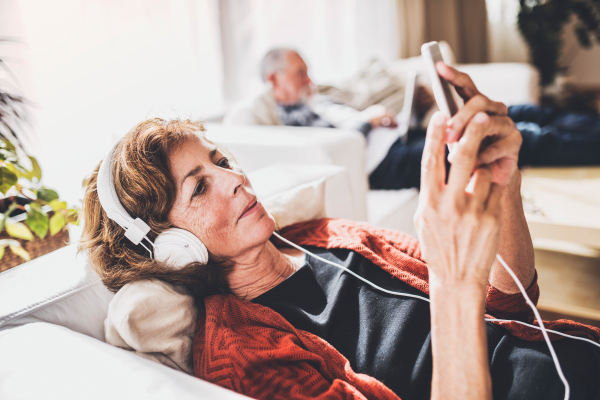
[0,228,70,272]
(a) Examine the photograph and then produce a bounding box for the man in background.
[225,48,600,190]
[225,47,435,190]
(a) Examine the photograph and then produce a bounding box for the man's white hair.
[260,48,296,82]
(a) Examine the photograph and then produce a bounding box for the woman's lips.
[240,200,259,219]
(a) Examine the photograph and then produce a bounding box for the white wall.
[4,0,223,206]
[219,0,400,102]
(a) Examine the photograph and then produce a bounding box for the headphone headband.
[97,139,151,245]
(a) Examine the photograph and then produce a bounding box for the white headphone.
[96,138,209,268]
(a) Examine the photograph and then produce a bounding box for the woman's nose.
[216,167,246,197]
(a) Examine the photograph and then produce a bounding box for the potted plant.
[518,0,600,87]
[1,40,78,271]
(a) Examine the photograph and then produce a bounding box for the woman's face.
[167,134,275,260]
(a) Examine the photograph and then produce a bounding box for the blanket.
[193,218,600,399]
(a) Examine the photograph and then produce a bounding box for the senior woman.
[80,65,600,400]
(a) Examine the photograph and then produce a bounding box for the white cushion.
[367,189,419,238]
[456,63,540,106]
[0,322,248,400]
[206,123,368,221]
[105,280,197,374]
[249,163,352,224]
[0,245,113,341]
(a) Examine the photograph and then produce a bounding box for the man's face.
[271,52,313,104]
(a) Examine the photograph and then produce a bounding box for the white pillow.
[105,280,197,374]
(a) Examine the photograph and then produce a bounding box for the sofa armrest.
[205,123,368,221]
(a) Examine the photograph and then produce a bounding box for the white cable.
[140,241,153,259]
[273,232,600,400]
[487,319,600,349]
[273,232,431,303]
[494,253,569,400]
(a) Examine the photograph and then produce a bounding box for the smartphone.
[421,42,459,117]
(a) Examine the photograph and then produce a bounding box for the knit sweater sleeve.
[485,272,540,323]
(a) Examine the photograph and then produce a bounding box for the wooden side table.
[521,167,600,323]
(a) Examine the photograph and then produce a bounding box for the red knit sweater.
[193,219,600,400]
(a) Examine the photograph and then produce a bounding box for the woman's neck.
[227,240,304,300]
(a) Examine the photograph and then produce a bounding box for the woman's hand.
[436,62,522,186]
[416,112,500,400]
[415,111,502,290]
[436,63,536,294]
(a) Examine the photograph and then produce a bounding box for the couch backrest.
[0,245,114,341]
[206,123,368,221]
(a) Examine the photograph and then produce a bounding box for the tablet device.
[395,69,417,144]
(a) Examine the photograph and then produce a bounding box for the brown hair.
[79,118,232,299]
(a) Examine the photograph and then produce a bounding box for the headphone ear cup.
[153,228,209,269]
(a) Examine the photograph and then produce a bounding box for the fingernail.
[433,113,446,126]
[474,112,488,123]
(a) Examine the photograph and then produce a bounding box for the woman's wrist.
[429,272,492,400]
[429,277,487,310]
[428,270,489,299]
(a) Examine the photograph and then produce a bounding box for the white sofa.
[0,245,253,400]
[0,132,361,400]
[0,61,539,400]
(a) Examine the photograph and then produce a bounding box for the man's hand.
[436,62,521,186]
[370,113,398,128]
[364,104,398,128]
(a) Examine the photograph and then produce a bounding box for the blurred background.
[2,0,600,325]
[2,0,599,204]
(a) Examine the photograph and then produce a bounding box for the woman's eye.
[192,178,206,198]
[218,157,231,169]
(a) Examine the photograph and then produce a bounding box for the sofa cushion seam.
[0,279,106,327]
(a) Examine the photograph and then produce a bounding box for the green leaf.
[5,162,27,178]
[0,139,16,151]
[26,205,49,239]
[0,148,18,163]
[65,208,79,226]
[0,166,18,195]
[37,188,59,202]
[49,211,66,235]
[49,199,67,211]
[28,156,42,180]
[5,220,34,241]
[0,240,24,262]
[9,244,30,262]
[0,239,20,247]
[29,202,43,211]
